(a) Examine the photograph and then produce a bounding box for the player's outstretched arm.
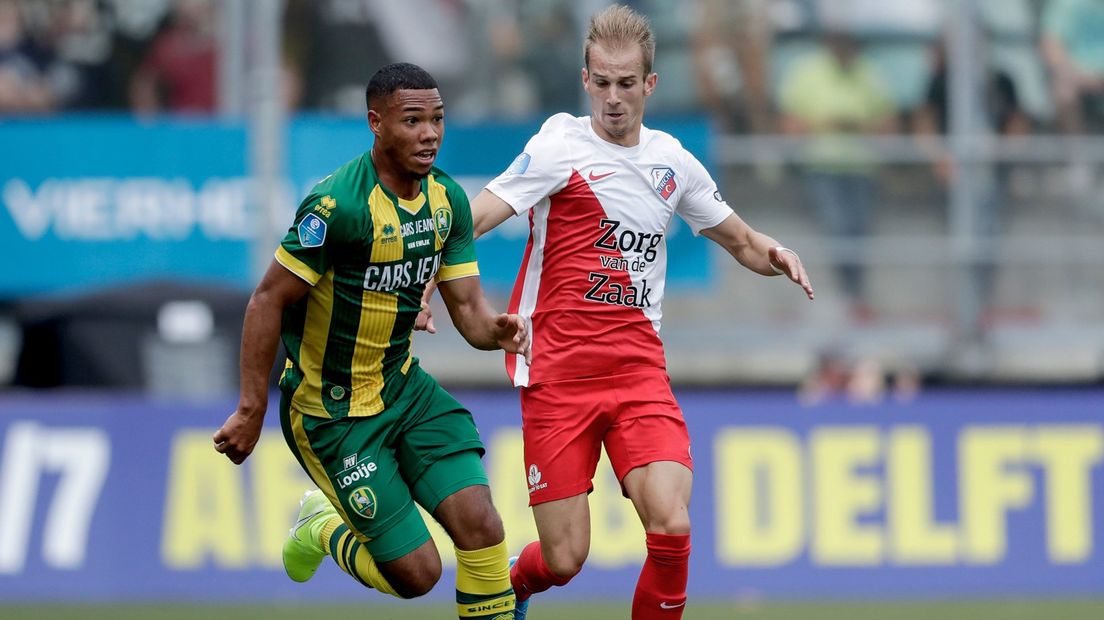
[214,260,311,464]
[470,189,517,239]
[702,213,814,300]
[437,276,531,363]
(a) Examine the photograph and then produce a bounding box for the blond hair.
[584,4,655,75]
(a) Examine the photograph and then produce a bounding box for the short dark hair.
[365,63,439,111]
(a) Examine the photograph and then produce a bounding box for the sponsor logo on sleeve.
[313,195,336,218]
[298,213,327,247]
[505,152,531,175]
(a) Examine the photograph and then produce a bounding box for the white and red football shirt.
[486,113,734,387]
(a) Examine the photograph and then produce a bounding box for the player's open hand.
[414,280,438,333]
[493,313,531,364]
[213,408,265,465]
[769,246,815,300]
[415,300,436,333]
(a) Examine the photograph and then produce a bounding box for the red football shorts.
[518,367,693,506]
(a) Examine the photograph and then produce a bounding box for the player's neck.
[370,148,422,200]
[590,117,642,148]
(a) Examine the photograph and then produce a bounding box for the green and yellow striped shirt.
[275,152,478,418]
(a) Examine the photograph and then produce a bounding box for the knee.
[543,545,586,580]
[453,507,506,550]
[391,564,441,599]
[384,545,442,599]
[646,512,691,537]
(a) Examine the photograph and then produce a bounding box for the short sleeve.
[676,153,734,235]
[274,192,351,286]
[484,114,574,214]
[436,181,480,282]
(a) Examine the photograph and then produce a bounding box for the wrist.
[769,245,797,275]
[236,396,267,417]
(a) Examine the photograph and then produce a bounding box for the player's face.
[583,42,656,146]
[368,88,445,178]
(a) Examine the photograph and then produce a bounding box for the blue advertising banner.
[0,115,712,297]
[0,389,1101,602]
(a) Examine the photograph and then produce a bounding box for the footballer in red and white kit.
[485,112,733,502]
[422,6,813,619]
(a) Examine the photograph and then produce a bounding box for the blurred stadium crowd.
[1,0,1098,125]
[3,0,1104,392]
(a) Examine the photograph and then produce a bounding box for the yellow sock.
[454,540,516,619]
[323,521,400,598]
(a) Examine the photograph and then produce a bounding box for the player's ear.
[367,108,382,137]
[581,66,589,89]
[644,72,657,97]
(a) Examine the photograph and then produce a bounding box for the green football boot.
[282,489,338,582]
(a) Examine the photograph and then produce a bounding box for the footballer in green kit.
[214,63,528,620]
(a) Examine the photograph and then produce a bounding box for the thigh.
[395,370,487,513]
[622,461,693,534]
[532,493,591,563]
[281,397,431,563]
[604,369,693,485]
[520,378,610,506]
[412,449,491,527]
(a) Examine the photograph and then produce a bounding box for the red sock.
[632,532,691,619]
[510,541,573,602]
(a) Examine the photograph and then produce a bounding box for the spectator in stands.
[1041,0,1104,207]
[471,2,538,119]
[0,0,58,113]
[798,347,921,406]
[691,0,775,133]
[913,42,1030,325]
[40,0,121,109]
[519,0,580,115]
[301,0,469,115]
[779,29,897,322]
[1041,0,1104,134]
[129,0,217,114]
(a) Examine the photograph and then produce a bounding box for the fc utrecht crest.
[651,167,677,200]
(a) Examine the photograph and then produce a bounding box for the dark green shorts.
[280,366,488,562]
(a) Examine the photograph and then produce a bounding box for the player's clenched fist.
[213,408,264,464]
